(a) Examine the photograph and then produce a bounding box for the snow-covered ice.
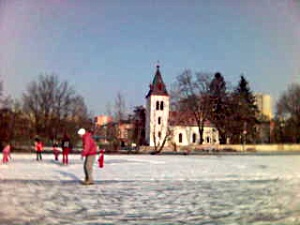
[1,153,300,224]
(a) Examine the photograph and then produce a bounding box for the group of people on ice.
[1,128,104,185]
[34,134,72,165]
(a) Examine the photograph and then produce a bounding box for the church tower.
[145,65,170,147]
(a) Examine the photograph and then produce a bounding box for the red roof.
[146,65,169,98]
[169,111,214,127]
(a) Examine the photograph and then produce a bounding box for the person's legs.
[82,155,95,184]
[55,151,59,160]
[65,148,69,165]
[62,150,66,164]
[3,153,8,163]
[86,155,95,183]
[66,152,69,165]
[63,149,69,164]
[83,157,88,181]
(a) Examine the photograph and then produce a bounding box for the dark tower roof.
[146,65,169,98]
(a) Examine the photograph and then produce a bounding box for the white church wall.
[170,125,219,146]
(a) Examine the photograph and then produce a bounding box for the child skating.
[2,143,11,163]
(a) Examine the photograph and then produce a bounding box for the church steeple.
[146,65,168,98]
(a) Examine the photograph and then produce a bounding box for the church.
[145,65,219,147]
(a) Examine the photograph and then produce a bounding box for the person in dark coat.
[61,134,72,165]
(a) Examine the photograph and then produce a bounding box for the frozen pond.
[1,154,300,224]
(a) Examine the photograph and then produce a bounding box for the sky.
[1,0,300,116]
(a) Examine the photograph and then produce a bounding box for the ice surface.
[1,153,300,224]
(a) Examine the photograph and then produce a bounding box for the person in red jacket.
[2,143,11,163]
[34,138,43,161]
[78,128,97,185]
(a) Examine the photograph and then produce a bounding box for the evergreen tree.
[208,72,231,144]
[230,75,258,143]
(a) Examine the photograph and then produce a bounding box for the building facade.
[94,115,113,127]
[254,93,273,120]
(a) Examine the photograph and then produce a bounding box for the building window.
[156,101,159,110]
[158,117,161,125]
[206,137,210,144]
[192,133,197,143]
[158,132,161,138]
[179,133,183,143]
[160,101,164,110]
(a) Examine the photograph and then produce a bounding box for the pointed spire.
[146,64,168,98]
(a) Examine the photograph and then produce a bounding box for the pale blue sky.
[1,0,300,115]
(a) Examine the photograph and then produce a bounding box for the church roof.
[146,65,169,98]
[169,111,214,127]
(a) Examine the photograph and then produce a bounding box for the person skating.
[2,143,11,163]
[52,141,60,161]
[34,138,43,161]
[61,134,72,165]
[77,128,97,185]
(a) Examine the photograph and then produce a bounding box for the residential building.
[94,115,113,126]
[254,93,273,143]
[254,93,273,120]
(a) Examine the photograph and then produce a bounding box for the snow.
[1,153,300,224]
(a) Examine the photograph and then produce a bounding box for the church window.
[158,132,161,138]
[160,101,164,110]
[179,133,183,143]
[192,133,197,143]
[156,101,159,110]
[158,117,161,125]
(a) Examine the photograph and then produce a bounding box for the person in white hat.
[77,128,97,185]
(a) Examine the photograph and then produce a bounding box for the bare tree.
[0,78,13,109]
[0,79,15,147]
[105,102,113,118]
[114,91,127,122]
[173,70,212,144]
[0,79,2,105]
[22,74,90,139]
[276,83,300,143]
[131,105,146,147]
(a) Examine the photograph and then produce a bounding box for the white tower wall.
[146,95,169,147]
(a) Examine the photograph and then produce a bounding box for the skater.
[52,140,60,161]
[2,143,11,163]
[34,138,43,161]
[61,133,72,165]
[77,128,97,185]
